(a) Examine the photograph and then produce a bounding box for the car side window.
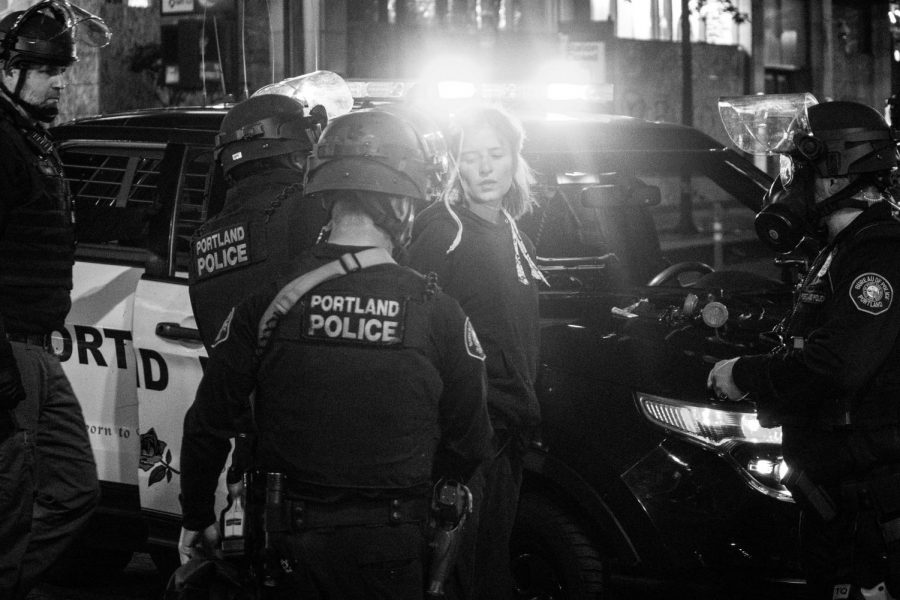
[520,153,757,287]
[60,143,166,264]
[60,142,226,277]
[172,147,223,276]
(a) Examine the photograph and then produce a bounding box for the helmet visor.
[253,71,353,123]
[718,93,818,155]
[66,3,111,48]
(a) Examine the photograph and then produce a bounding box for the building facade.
[0,0,892,146]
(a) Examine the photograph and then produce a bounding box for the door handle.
[155,322,202,342]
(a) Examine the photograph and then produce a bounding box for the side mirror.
[580,183,661,208]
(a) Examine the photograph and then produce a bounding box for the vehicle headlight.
[637,393,791,500]
[637,393,782,448]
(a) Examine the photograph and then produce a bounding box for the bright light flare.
[547,83,589,101]
[437,81,477,100]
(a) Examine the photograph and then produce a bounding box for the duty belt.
[7,332,55,353]
[286,496,428,531]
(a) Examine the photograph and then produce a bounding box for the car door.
[60,141,169,492]
[130,143,232,534]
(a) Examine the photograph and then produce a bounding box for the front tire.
[511,492,606,600]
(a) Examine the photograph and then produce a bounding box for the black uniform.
[188,168,329,349]
[0,91,98,598]
[408,202,541,600]
[409,203,541,436]
[733,201,900,597]
[181,243,493,599]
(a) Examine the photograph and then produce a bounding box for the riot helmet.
[0,1,109,121]
[719,94,899,252]
[304,107,449,246]
[0,1,110,67]
[215,94,327,180]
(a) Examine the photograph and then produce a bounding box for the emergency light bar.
[346,79,614,108]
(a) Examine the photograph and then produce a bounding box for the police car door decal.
[302,293,407,345]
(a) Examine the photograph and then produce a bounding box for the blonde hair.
[444,104,537,220]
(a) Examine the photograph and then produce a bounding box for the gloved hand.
[0,364,26,411]
[178,523,222,565]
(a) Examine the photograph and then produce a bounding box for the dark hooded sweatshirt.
[409,202,541,438]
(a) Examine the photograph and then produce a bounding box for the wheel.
[510,492,606,600]
[647,261,714,287]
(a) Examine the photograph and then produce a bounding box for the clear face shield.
[9,0,111,49]
[718,93,821,253]
[253,70,354,144]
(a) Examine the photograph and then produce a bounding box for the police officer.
[189,92,331,350]
[179,107,493,599]
[709,99,900,600]
[0,3,109,598]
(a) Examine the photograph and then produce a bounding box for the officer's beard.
[22,101,58,123]
[0,75,59,123]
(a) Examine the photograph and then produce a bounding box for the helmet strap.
[814,174,878,219]
[0,65,57,123]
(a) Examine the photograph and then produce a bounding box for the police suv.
[50,91,803,597]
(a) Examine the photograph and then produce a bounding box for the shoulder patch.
[849,272,893,315]
[465,318,485,361]
[211,307,236,348]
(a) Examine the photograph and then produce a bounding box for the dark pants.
[800,505,890,599]
[450,431,523,600]
[0,342,99,599]
[268,522,428,600]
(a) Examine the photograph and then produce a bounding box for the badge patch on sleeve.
[302,293,406,345]
[464,318,485,361]
[850,272,893,315]
[193,223,251,280]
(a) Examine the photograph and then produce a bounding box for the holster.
[241,471,290,590]
[782,468,838,522]
[426,480,473,598]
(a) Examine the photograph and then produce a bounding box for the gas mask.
[754,152,821,253]
[719,93,899,254]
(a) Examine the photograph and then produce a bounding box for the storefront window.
[613,0,749,46]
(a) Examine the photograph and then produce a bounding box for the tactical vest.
[253,262,446,495]
[188,177,328,350]
[0,112,74,334]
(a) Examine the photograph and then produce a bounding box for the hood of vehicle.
[538,269,792,403]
